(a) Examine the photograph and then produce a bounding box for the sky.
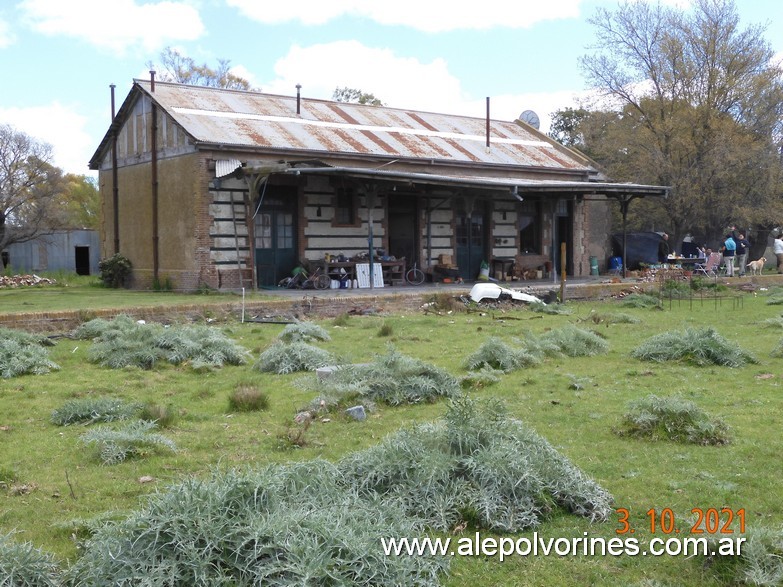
[0,0,780,177]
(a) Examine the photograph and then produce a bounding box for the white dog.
[747,257,766,276]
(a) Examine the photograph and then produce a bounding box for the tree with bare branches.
[0,124,68,253]
[574,0,783,251]
[149,47,254,91]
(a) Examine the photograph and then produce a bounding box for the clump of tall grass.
[308,345,460,407]
[74,316,250,370]
[277,321,331,343]
[68,462,448,586]
[539,325,609,357]
[582,310,641,325]
[619,293,662,309]
[464,337,540,372]
[425,293,462,313]
[332,313,350,326]
[631,327,756,367]
[228,383,270,412]
[703,526,783,585]
[255,341,335,374]
[660,279,692,299]
[0,326,54,347]
[138,402,177,427]
[377,321,394,337]
[340,396,613,533]
[459,365,504,389]
[0,326,59,378]
[72,314,138,340]
[153,324,251,368]
[616,394,730,445]
[528,301,572,315]
[761,316,783,329]
[80,420,177,465]
[0,531,63,586]
[765,290,783,305]
[51,397,141,426]
[0,467,18,487]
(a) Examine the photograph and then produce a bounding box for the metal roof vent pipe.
[149,70,156,92]
[110,84,116,119]
[486,97,491,153]
[296,84,301,115]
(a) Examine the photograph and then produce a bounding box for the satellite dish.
[519,110,540,130]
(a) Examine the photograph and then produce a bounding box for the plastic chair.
[693,253,721,277]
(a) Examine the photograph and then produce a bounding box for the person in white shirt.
[774,235,783,274]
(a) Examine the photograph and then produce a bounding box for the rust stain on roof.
[94,80,596,174]
[406,112,439,132]
[443,138,480,162]
[326,103,360,125]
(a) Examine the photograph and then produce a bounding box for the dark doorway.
[75,246,90,275]
[254,186,298,287]
[456,201,487,281]
[553,201,573,275]
[387,194,419,265]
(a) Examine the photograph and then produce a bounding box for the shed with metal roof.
[89,77,667,290]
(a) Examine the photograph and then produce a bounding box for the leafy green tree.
[0,124,67,251]
[577,0,783,250]
[54,174,100,229]
[332,87,385,106]
[149,47,254,90]
[548,107,591,149]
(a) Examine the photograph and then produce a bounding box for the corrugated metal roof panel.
[135,80,592,172]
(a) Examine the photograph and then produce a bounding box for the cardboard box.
[438,254,453,267]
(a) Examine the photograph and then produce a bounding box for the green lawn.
[2,282,782,585]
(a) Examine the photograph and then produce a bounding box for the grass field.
[1,279,782,585]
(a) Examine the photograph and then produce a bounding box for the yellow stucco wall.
[99,153,204,289]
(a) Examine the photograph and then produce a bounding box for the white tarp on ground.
[469,283,543,304]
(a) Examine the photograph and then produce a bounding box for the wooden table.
[667,257,706,269]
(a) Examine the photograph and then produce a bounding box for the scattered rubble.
[0,274,57,288]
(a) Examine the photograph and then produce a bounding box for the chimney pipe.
[110,84,119,254]
[149,70,156,92]
[486,97,490,151]
[296,84,302,115]
[110,84,116,120]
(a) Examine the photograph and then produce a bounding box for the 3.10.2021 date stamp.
[616,507,745,535]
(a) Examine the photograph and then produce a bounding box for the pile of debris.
[0,274,57,288]
[467,283,550,305]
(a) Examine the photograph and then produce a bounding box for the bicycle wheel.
[405,267,425,286]
[314,273,332,290]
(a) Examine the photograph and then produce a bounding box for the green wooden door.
[254,189,297,287]
[456,209,486,281]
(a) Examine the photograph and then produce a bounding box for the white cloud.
[19,0,205,54]
[0,104,94,175]
[0,18,14,47]
[227,0,582,31]
[260,40,586,133]
[262,41,464,110]
[227,64,260,89]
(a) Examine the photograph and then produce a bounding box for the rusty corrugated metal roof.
[132,79,593,172]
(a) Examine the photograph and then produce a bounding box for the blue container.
[609,256,622,271]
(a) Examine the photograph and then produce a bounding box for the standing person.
[657,233,670,264]
[722,234,736,276]
[774,234,783,274]
[735,232,750,277]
